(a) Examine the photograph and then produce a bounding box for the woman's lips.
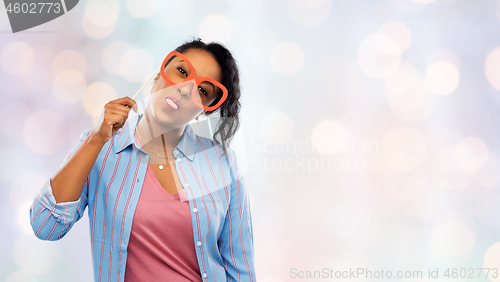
[164,96,180,111]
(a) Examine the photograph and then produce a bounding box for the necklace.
[135,126,173,150]
[135,127,178,169]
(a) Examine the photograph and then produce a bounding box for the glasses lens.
[163,55,225,110]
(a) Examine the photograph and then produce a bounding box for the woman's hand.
[91,97,138,145]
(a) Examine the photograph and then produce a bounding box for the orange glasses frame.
[160,51,228,112]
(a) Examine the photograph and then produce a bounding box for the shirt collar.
[112,112,197,161]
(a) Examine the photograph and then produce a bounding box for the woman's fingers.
[104,106,129,118]
[110,97,138,113]
[94,97,138,145]
[105,102,135,113]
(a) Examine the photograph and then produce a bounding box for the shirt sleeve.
[218,148,256,281]
[29,129,92,241]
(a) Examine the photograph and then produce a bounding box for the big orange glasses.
[159,51,228,112]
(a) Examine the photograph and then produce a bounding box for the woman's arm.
[29,129,103,241]
[30,97,136,241]
[218,148,256,281]
[51,130,105,203]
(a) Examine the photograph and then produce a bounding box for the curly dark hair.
[173,37,241,158]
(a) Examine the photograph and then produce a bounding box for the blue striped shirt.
[29,112,256,282]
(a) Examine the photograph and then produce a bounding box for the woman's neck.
[135,111,185,155]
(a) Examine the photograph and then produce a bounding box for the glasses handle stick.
[131,66,161,100]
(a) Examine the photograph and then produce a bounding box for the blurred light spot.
[260,112,294,144]
[83,82,117,119]
[126,0,159,18]
[158,0,194,28]
[287,0,332,28]
[425,61,460,95]
[12,235,58,274]
[1,42,34,76]
[119,48,154,83]
[52,50,87,75]
[385,62,435,124]
[475,152,500,188]
[17,199,35,235]
[427,48,460,68]
[6,270,37,282]
[378,21,412,52]
[84,0,120,26]
[454,136,489,171]
[81,13,116,39]
[0,102,30,138]
[383,168,428,202]
[102,41,132,75]
[484,241,500,281]
[327,202,379,247]
[53,69,87,104]
[198,14,232,44]
[390,94,434,124]
[270,42,304,76]
[311,120,347,155]
[24,110,66,155]
[383,127,426,171]
[384,61,428,111]
[485,47,500,90]
[430,220,474,265]
[357,34,401,79]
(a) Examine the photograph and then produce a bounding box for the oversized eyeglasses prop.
[131,51,228,112]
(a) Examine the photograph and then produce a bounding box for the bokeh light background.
[1,0,500,281]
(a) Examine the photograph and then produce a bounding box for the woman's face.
[146,48,222,129]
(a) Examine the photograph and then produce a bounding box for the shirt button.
[197,241,202,246]
[192,208,198,213]
[202,273,207,278]
[176,157,181,162]
[184,182,189,187]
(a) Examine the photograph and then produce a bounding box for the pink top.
[124,130,202,282]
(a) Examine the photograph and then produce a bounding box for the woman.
[29,38,256,282]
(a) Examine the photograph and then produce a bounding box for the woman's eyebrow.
[179,58,200,77]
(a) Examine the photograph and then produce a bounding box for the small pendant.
[159,165,163,170]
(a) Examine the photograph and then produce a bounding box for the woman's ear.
[152,73,160,84]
